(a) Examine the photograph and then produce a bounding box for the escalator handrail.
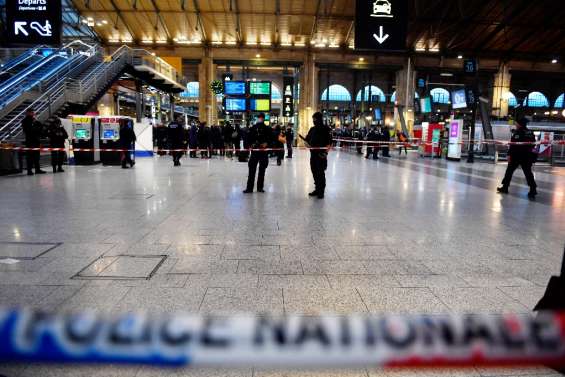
[0,53,65,94]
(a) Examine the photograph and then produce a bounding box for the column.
[492,63,511,118]
[198,48,217,125]
[394,58,416,135]
[298,52,318,145]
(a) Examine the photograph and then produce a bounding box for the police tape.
[1,308,565,368]
[333,138,565,146]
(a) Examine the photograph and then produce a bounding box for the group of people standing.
[159,118,295,167]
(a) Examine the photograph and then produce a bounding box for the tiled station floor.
[0,149,564,377]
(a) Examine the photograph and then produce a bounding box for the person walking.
[397,129,408,156]
[22,109,46,175]
[285,124,294,158]
[243,113,273,193]
[48,117,68,173]
[273,124,285,166]
[305,112,332,199]
[497,117,538,199]
[168,117,185,166]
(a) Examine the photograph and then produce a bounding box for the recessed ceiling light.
[359,57,364,61]
[440,73,453,77]
[255,54,261,58]
[551,59,558,64]
[457,55,463,59]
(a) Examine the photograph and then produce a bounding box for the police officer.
[243,113,273,194]
[120,121,136,169]
[22,109,46,175]
[168,116,185,166]
[366,125,379,160]
[48,117,68,173]
[285,123,294,158]
[497,117,538,198]
[306,112,332,199]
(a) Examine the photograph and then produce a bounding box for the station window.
[506,92,517,108]
[430,88,450,104]
[523,91,549,107]
[181,81,199,98]
[355,85,386,103]
[554,93,564,108]
[271,85,282,100]
[390,91,419,103]
[320,84,352,102]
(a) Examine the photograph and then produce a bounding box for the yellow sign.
[72,116,90,124]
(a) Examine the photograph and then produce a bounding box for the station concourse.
[0,0,565,376]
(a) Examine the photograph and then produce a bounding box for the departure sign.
[5,0,62,45]
[355,0,407,51]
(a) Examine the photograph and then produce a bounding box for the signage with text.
[5,0,62,45]
[282,76,294,117]
[354,0,407,51]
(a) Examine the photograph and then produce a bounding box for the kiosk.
[100,116,134,165]
[447,119,463,161]
[71,115,100,164]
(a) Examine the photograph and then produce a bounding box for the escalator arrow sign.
[14,21,29,36]
[372,26,389,44]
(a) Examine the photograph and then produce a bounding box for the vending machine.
[99,116,134,165]
[447,119,463,161]
[70,115,100,164]
[419,122,443,157]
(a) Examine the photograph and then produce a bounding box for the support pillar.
[298,52,318,144]
[198,49,217,125]
[492,63,511,118]
[394,58,416,135]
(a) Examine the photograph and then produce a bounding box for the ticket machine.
[71,115,100,164]
[447,119,463,161]
[99,116,134,165]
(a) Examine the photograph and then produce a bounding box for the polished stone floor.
[0,149,564,377]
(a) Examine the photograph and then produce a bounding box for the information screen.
[250,99,271,111]
[451,89,467,109]
[75,129,88,139]
[250,82,271,95]
[224,81,246,95]
[374,108,382,120]
[420,97,432,113]
[225,98,247,111]
[103,130,116,139]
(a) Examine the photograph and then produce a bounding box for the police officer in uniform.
[306,112,332,199]
[243,113,273,193]
[168,116,185,166]
[22,109,46,175]
[497,117,538,198]
[119,121,136,169]
[48,117,68,173]
[285,123,294,158]
[365,125,379,160]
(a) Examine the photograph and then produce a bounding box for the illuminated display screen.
[374,108,382,120]
[224,81,246,95]
[249,82,271,95]
[225,98,247,111]
[103,130,116,139]
[75,129,88,139]
[250,99,271,111]
[420,97,432,113]
[451,89,467,109]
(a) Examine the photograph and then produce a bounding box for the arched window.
[271,85,282,100]
[355,85,386,103]
[523,91,549,107]
[505,92,517,108]
[390,91,419,103]
[554,93,564,108]
[180,81,199,98]
[320,84,352,101]
[430,88,450,104]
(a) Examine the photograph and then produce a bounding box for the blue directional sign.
[355,0,407,51]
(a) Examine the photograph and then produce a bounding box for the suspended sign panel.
[282,76,294,117]
[5,0,62,45]
[354,0,407,51]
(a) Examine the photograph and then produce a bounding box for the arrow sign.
[14,21,29,36]
[373,26,389,44]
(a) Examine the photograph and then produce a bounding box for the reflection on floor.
[0,150,564,377]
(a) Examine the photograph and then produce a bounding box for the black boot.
[308,190,318,197]
[52,166,57,173]
[497,186,509,194]
[528,188,537,199]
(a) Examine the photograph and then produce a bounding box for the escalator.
[0,47,48,85]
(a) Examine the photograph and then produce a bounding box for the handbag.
[278,134,287,144]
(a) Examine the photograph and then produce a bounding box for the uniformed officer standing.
[497,117,538,198]
[306,112,332,199]
[365,125,379,160]
[119,121,136,169]
[48,117,68,173]
[243,113,273,193]
[22,109,46,175]
[168,116,185,166]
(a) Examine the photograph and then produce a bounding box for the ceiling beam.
[274,0,280,45]
[309,0,323,42]
[108,0,137,41]
[192,0,207,42]
[150,0,172,41]
[232,0,242,43]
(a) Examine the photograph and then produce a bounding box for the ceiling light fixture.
[359,57,364,62]
[260,42,271,46]
[255,54,261,58]
[440,72,454,77]
[551,59,558,64]
[246,41,258,46]
[457,55,463,59]
[225,41,237,45]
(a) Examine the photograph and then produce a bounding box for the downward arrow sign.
[14,21,29,36]
[373,26,389,44]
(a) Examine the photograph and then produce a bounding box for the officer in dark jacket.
[120,121,136,169]
[168,117,185,166]
[381,126,391,157]
[497,117,538,198]
[243,113,273,193]
[285,124,294,158]
[366,125,379,160]
[48,117,68,173]
[305,112,332,199]
[22,109,46,175]
[188,122,198,158]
